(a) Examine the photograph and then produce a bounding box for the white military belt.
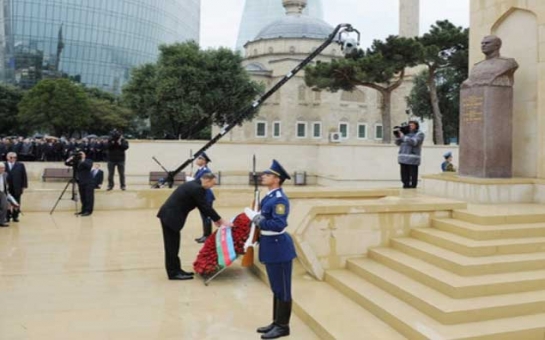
[260,230,286,236]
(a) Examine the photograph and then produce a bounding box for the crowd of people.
[0,136,111,162]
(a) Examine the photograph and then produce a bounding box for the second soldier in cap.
[192,152,216,243]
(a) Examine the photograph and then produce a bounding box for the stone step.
[411,228,545,256]
[325,269,545,340]
[432,218,545,240]
[391,237,545,276]
[251,260,405,339]
[345,258,545,324]
[368,247,545,298]
[453,208,545,225]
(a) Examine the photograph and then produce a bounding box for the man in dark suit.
[91,164,104,189]
[106,129,129,190]
[245,160,296,339]
[5,152,27,222]
[157,172,231,280]
[65,151,94,216]
[0,163,9,227]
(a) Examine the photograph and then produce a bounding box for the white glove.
[186,176,195,182]
[244,207,260,221]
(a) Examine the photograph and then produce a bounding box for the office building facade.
[0,0,200,93]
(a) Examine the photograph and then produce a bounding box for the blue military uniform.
[194,165,215,203]
[193,152,215,243]
[253,159,296,339]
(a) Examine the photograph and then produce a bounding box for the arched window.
[298,85,306,101]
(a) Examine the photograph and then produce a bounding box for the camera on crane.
[342,37,358,56]
[338,25,360,58]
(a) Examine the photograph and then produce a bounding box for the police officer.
[192,152,215,243]
[245,159,296,339]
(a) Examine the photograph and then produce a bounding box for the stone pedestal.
[459,86,513,178]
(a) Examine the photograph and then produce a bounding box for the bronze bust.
[462,35,519,88]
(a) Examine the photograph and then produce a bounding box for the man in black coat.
[65,151,94,216]
[157,172,231,280]
[5,152,27,222]
[106,130,129,190]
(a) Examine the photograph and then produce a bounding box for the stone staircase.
[323,207,545,339]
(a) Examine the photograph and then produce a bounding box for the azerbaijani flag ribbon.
[216,226,237,268]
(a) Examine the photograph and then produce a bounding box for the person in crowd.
[19,139,34,161]
[157,172,231,280]
[65,151,94,216]
[441,151,456,172]
[191,152,216,244]
[394,120,425,189]
[106,129,129,191]
[0,163,9,227]
[245,160,296,339]
[92,163,104,189]
[5,152,27,223]
[0,139,8,161]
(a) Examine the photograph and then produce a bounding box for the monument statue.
[459,35,519,178]
[462,35,519,88]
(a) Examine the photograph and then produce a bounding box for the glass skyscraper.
[0,0,200,93]
[236,0,323,51]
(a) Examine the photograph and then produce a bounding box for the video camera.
[393,122,411,138]
[69,148,83,160]
[66,148,84,169]
[109,129,121,142]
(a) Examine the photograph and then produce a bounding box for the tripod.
[50,166,79,215]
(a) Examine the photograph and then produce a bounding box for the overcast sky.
[200,0,469,50]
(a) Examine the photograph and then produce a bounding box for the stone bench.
[149,171,186,185]
[42,168,73,182]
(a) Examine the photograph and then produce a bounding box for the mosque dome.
[252,0,332,41]
[254,15,333,40]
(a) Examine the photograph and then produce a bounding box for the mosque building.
[216,0,423,144]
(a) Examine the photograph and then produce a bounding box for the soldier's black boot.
[257,298,278,333]
[261,300,291,339]
[12,209,19,222]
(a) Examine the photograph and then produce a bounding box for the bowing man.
[157,172,231,280]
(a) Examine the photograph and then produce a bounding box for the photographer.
[106,129,129,191]
[394,120,425,189]
[65,150,94,216]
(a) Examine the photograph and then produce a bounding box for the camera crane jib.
[154,23,360,188]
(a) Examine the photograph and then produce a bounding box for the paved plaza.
[0,208,319,340]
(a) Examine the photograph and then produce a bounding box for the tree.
[417,20,469,144]
[18,78,91,137]
[407,69,462,143]
[122,42,262,139]
[0,84,24,136]
[305,35,422,143]
[85,87,136,136]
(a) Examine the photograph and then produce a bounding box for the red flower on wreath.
[193,213,252,275]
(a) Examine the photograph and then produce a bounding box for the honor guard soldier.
[245,159,296,339]
[192,152,216,243]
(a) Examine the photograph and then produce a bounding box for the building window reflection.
[1,0,200,93]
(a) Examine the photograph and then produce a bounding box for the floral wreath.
[193,213,251,276]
